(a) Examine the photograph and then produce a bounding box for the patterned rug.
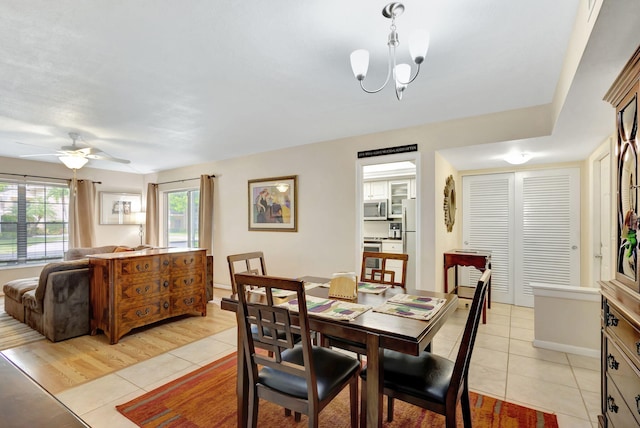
[117,352,559,427]
[0,300,45,351]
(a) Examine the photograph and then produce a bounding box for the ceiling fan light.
[59,155,88,170]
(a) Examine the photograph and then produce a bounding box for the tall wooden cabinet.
[600,45,640,428]
[89,248,207,344]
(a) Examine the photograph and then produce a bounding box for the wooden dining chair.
[360,269,491,428]
[321,251,410,358]
[227,251,268,294]
[234,273,360,428]
[361,251,408,289]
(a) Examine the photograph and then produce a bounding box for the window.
[0,179,70,266]
[165,189,199,248]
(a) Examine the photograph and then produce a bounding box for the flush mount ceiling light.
[504,152,532,165]
[349,2,429,101]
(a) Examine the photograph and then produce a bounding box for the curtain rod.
[156,174,215,185]
[0,172,101,184]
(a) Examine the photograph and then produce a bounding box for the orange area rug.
[116,352,559,427]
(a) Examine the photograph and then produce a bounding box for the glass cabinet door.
[617,93,639,288]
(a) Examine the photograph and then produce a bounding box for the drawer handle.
[163,260,170,266]
[163,281,170,288]
[136,263,150,272]
[136,308,151,318]
[183,278,194,286]
[636,341,640,356]
[183,257,195,265]
[607,396,619,413]
[163,301,170,309]
[607,354,619,370]
[606,313,619,327]
[183,297,195,306]
[135,285,151,295]
[636,395,640,415]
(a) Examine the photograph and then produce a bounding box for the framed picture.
[100,192,142,225]
[248,175,297,232]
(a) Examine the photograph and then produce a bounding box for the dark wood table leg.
[366,333,383,428]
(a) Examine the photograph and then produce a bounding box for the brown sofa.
[3,245,149,342]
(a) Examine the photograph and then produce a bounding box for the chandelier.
[349,2,429,100]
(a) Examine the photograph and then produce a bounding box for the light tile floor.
[54,301,599,427]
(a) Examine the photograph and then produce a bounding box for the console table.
[89,248,207,344]
[443,249,491,323]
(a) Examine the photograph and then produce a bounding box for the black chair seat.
[260,345,361,400]
[360,349,453,404]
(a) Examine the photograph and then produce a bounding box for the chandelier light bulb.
[350,49,370,80]
[409,30,429,64]
[349,3,427,100]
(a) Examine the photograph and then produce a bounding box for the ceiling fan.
[19,132,130,169]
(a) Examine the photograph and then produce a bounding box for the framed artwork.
[248,175,297,232]
[100,192,142,225]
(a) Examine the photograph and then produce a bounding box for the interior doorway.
[594,151,611,284]
[356,153,420,292]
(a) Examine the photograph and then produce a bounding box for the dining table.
[220,276,458,428]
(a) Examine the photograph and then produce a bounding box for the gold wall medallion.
[443,175,456,232]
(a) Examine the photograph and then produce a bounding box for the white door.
[596,153,611,283]
[463,168,581,307]
[514,168,581,307]
[462,173,514,304]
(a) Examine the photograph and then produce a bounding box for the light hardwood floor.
[0,291,236,395]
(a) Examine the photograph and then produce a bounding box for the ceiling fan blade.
[19,153,59,158]
[85,154,131,164]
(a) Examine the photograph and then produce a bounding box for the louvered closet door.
[514,168,580,307]
[463,168,580,307]
[462,173,514,304]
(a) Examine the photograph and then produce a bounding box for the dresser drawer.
[607,376,640,428]
[119,256,169,276]
[605,302,640,367]
[171,252,204,271]
[171,272,204,291]
[605,336,640,424]
[120,278,170,300]
[171,292,205,313]
[120,299,169,327]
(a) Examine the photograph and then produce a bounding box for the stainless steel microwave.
[363,199,388,220]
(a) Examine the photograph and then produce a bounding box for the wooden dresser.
[600,45,640,427]
[89,248,207,344]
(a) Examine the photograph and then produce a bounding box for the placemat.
[250,281,324,298]
[277,295,371,321]
[373,294,447,320]
[357,282,390,294]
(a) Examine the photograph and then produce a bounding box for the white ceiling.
[0,1,636,173]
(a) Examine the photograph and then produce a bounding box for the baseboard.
[533,339,599,358]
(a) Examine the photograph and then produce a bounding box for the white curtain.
[145,183,159,246]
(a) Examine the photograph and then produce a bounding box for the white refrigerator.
[402,198,417,291]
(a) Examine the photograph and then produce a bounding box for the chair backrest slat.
[449,269,491,398]
[227,252,267,294]
[360,251,408,288]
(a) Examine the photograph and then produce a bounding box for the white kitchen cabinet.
[363,180,388,200]
[388,180,410,218]
[382,240,404,282]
